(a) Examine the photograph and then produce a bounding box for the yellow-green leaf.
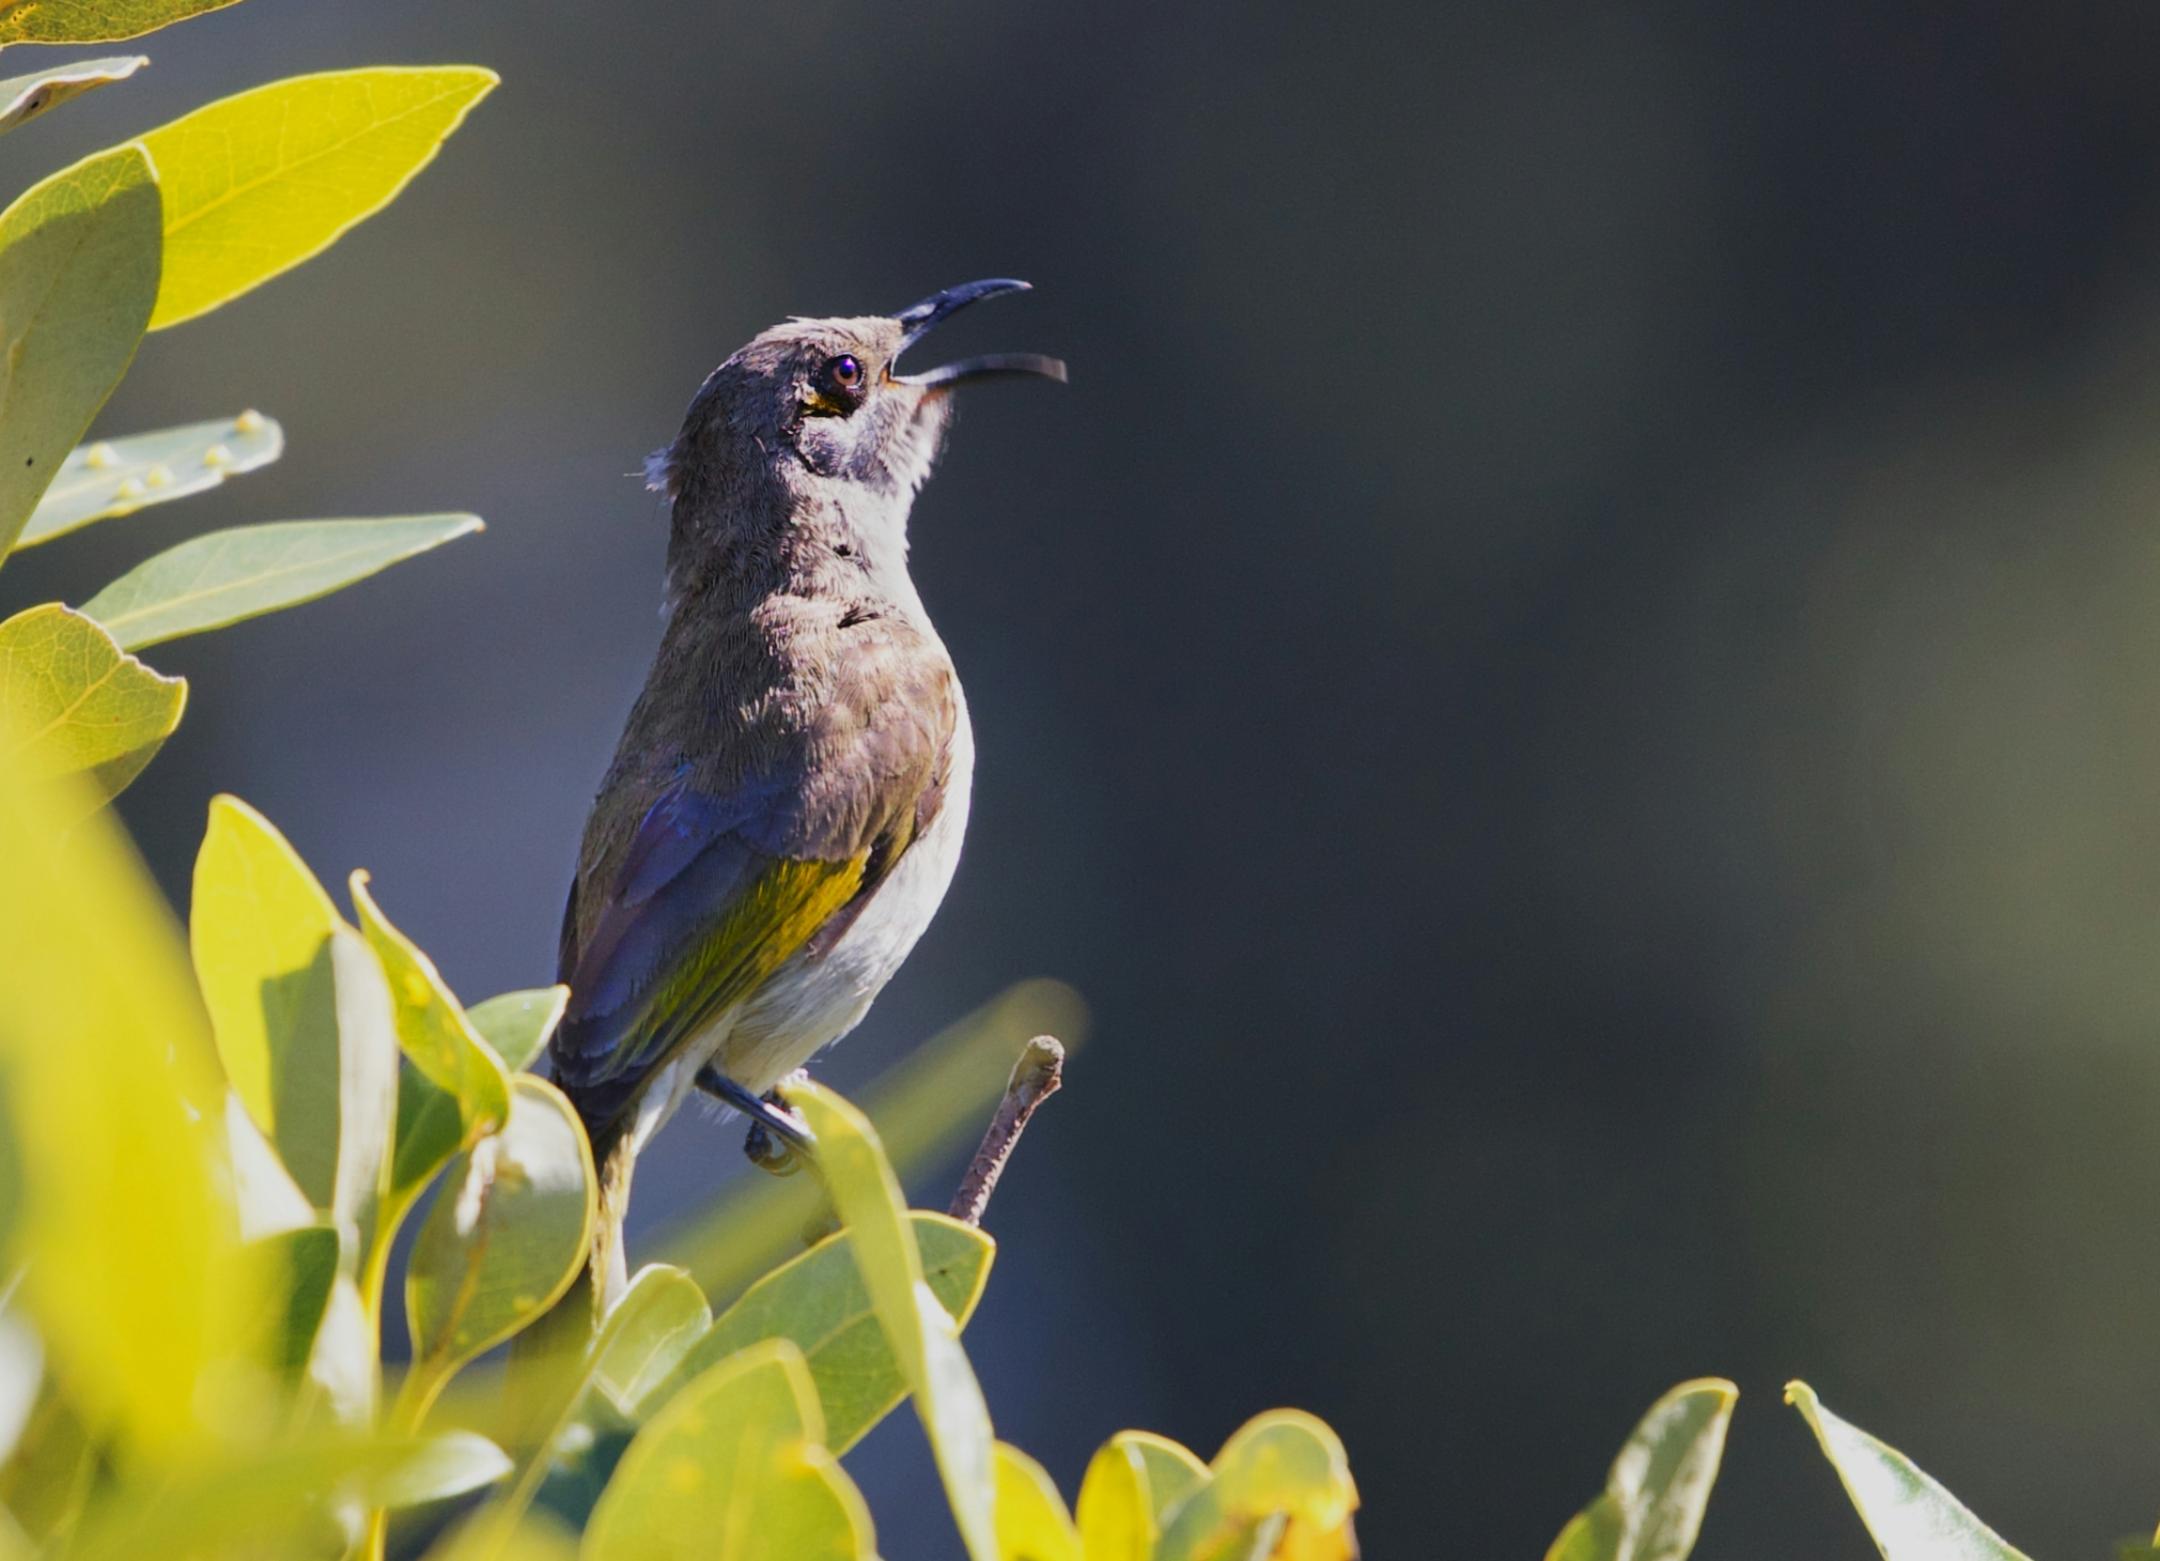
[140,66,497,329]
[190,796,349,1208]
[352,870,511,1147]
[253,1223,339,1378]
[1785,1381,2032,1560]
[469,986,568,1074]
[406,1076,594,1399]
[0,55,144,136]
[1078,1432,1209,1561]
[0,603,182,807]
[391,986,562,1204]
[585,1339,874,1561]
[81,513,483,650]
[787,1081,999,1561]
[666,1211,995,1452]
[0,143,159,558]
[0,0,237,44]
[1155,1411,1360,1561]
[592,1264,710,1418]
[0,725,244,1459]
[995,1443,1081,1561]
[1545,1379,1736,1561]
[16,409,281,548]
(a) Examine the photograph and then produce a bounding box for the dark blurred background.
[13,0,2160,1551]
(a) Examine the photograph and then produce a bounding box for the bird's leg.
[696,1063,813,1174]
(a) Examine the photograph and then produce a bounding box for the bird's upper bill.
[889,278,1068,389]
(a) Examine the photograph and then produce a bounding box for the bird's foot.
[696,1064,813,1176]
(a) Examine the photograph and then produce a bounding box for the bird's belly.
[707,700,974,1098]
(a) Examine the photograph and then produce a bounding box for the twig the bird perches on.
[949,1036,1065,1227]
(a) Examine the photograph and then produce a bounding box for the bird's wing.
[550,783,876,1138]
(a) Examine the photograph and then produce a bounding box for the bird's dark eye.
[808,353,869,416]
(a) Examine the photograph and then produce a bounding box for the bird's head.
[650,280,1063,589]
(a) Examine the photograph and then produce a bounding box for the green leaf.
[352,870,511,1139]
[80,513,483,650]
[0,55,144,136]
[0,0,239,44]
[391,981,554,1210]
[1785,1381,2032,1560]
[0,724,245,1460]
[66,1431,516,1561]
[1154,1411,1361,1561]
[1077,1432,1209,1561]
[0,143,159,560]
[253,1223,339,1378]
[1545,1379,1737,1561]
[0,603,182,807]
[584,1340,875,1561]
[592,1265,710,1418]
[994,1443,1081,1561]
[0,1305,43,1467]
[406,1076,595,1397]
[190,796,371,1217]
[469,986,569,1074]
[665,1212,995,1452]
[140,66,497,329]
[375,1430,514,1510]
[16,409,281,548]
[223,1091,314,1239]
[787,1081,999,1561]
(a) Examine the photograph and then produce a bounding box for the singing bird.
[549,280,1065,1307]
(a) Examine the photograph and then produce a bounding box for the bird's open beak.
[891,278,1068,388]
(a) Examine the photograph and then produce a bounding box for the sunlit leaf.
[1785,1381,2032,1560]
[469,986,569,1073]
[0,55,144,136]
[0,728,243,1459]
[375,1430,513,1510]
[665,1212,994,1452]
[995,1442,1081,1561]
[0,1304,42,1466]
[254,1223,339,1378]
[1155,1411,1360,1561]
[1545,1379,1736,1561]
[0,143,158,558]
[0,0,238,44]
[191,796,378,1218]
[81,513,484,649]
[224,1091,314,1239]
[406,1076,595,1403]
[1078,1432,1209,1561]
[395,987,566,1200]
[353,870,511,1147]
[16,409,281,548]
[0,603,182,807]
[66,1430,515,1561]
[305,1274,375,1430]
[787,1081,998,1561]
[592,1264,710,1418]
[140,66,497,329]
[584,1339,874,1561]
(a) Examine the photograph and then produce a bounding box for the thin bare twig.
[948,1036,1065,1227]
